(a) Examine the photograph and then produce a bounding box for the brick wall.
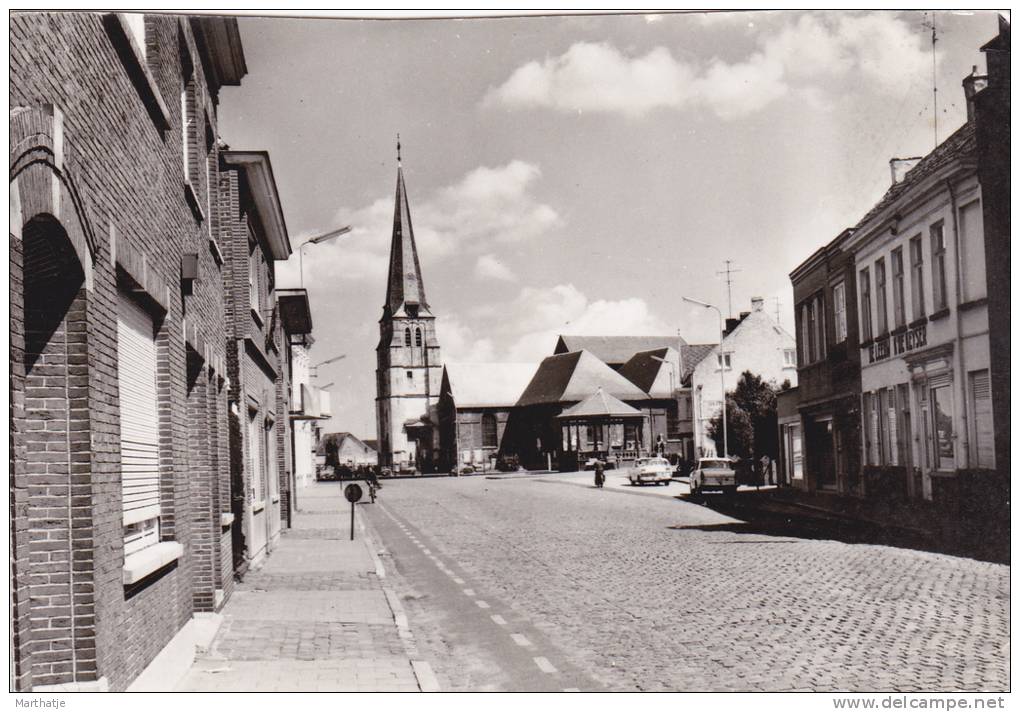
[10,12,234,690]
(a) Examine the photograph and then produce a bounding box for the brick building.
[10,13,248,691]
[219,150,292,573]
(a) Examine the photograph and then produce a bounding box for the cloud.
[483,12,932,120]
[474,254,517,282]
[280,160,559,289]
[437,316,496,363]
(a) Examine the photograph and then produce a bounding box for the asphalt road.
[361,473,1009,692]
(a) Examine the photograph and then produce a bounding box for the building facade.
[788,229,863,494]
[10,12,247,691]
[220,151,292,573]
[375,151,442,472]
[691,297,798,457]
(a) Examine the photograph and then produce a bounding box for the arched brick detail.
[10,105,99,690]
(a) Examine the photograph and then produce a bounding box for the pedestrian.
[594,459,605,488]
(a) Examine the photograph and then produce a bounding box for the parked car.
[689,457,737,495]
[583,457,616,471]
[628,457,673,486]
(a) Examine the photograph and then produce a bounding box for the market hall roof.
[384,141,430,318]
[443,362,539,408]
[557,387,644,419]
[516,350,651,407]
[617,347,675,396]
[553,335,687,368]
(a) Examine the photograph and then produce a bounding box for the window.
[910,236,925,319]
[415,327,422,347]
[811,295,825,361]
[119,290,161,555]
[959,200,986,302]
[405,370,413,383]
[930,382,954,470]
[863,391,880,466]
[248,408,262,503]
[875,257,888,335]
[931,222,948,312]
[717,352,731,369]
[859,268,873,341]
[891,248,906,329]
[482,413,498,448]
[833,282,847,343]
[783,348,796,367]
[264,418,276,501]
[969,370,994,468]
[896,383,911,468]
[878,388,891,465]
[799,303,810,365]
[248,239,260,313]
[404,327,411,346]
[788,424,803,480]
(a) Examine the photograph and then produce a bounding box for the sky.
[217,10,1001,439]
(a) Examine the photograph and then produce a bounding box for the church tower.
[376,140,442,471]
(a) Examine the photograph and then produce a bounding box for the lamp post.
[682,296,728,459]
[299,225,352,288]
[311,353,346,379]
[650,354,677,452]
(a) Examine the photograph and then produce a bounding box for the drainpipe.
[946,178,970,470]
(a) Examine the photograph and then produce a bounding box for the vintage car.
[689,457,737,495]
[628,457,673,486]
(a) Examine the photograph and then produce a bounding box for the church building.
[375,143,443,472]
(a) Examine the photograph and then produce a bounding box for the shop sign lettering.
[867,323,927,363]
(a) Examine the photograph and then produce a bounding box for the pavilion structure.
[556,387,648,471]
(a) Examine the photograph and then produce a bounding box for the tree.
[707,371,781,465]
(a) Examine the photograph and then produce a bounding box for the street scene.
[8,9,1009,700]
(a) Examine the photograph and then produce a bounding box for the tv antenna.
[716,260,741,318]
[922,12,939,148]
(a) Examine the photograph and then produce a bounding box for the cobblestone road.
[365,475,1009,692]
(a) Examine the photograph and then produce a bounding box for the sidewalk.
[176,482,433,692]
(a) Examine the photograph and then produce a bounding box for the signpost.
[344,483,363,541]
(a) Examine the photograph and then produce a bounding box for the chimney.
[751,296,764,312]
[889,157,922,185]
[962,65,989,122]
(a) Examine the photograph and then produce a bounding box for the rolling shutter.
[971,371,994,468]
[118,291,160,552]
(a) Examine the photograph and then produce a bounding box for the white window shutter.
[118,292,161,547]
[971,371,994,469]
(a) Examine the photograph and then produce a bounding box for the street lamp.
[319,382,335,390]
[299,225,352,288]
[682,296,728,459]
[311,354,346,380]
[650,354,677,446]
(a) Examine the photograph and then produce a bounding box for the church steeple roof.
[384,137,430,316]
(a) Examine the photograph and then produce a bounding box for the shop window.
[891,248,906,329]
[929,382,955,471]
[482,413,498,448]
[118,289,162,554]
[859,268,872,342]
[875,257,888,335]
[896,384,911,469]
[931,222,948,312]
[878,388,891,465]
[910,236,926,319]
[832,282,847,343]
[969,370,994,468]
[863,392,880,466]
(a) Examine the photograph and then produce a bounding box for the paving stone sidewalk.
[176,483,424,692]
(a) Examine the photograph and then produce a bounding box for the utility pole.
[773,297,782,324]
[923,12,939,149]
[716,260,741,318]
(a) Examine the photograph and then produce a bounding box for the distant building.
[691,297,797,457]
[437,362,538,471]
[375,148,442,472]
[321,432,378,468]
[553,335,685,371]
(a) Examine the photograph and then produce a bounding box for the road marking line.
[462,588,475,597]
[563,688,580,692]
[452,577,465,585]
[510,633,532,647]
[490,614,507,626]
[533,656,557,674]
[475,600,490,609]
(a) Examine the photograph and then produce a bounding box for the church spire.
[384,140,429,315]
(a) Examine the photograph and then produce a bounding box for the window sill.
[123,541,183,585]
[909,317,928,329]
[250,307,264,328]
[271,494,280,504]
[253,500,266,513]
[220,512,235,527]
[929,307,951,321]
[859,338,874,349]
[959,297,988,313]
[184,180,205,223]
[209,237,225,267]
[890,325,908,336]
[104,14,171,133]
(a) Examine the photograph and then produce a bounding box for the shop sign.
[867,323,928,364]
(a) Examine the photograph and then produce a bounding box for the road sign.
[345,483,363,503]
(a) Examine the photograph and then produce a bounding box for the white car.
[629,457,673,486]
[689,457,737,495]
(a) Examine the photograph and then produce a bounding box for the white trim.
[220,512,235,526]
[253,500,266,513]
[123,541,182,585]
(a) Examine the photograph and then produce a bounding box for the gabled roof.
[444,362,538,408]
[221,150,291,260]
[681,343,715,382]
[384,159,430,316]
[616,344,673,393]
[553,335,686,366]
[319,432,375,456]
[517,350,651,407]
[557,387,643,419]
[854,121,976,233]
